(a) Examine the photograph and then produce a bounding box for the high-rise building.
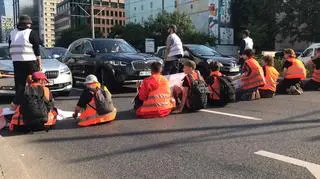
[125,0,176,24]
[0,0,5,16]
[39,0,63,47]
[0,16,14,43]
[55,0,125,42]
[13,0,41,33]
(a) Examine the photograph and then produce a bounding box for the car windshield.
[187,45,221,57]
[0,46,50,60]
[93,39,137,53]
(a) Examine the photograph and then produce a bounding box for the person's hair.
[209,61,220,71]
[263,55,275,66]
[150,62,162,73]
[168,24,177,33]
[243,49,254,58]
[284,48,296,58]
[183,60,196,69]
[242,30,250,37]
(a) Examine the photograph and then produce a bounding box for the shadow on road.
[23,109,320,163]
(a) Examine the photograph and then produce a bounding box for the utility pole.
[162,0,164,10]
[91,0,95,39]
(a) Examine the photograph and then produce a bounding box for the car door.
[82,40,97,77]
[66,40,85,80]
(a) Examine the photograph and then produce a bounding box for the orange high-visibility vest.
[78,99,117,127]
[209,71,222,101]
[312,61,320,82]
[9,106,57,131]
[241,58,266,90]
[136,75,175,118]
[285,58,306,79]
[259,66,279,92]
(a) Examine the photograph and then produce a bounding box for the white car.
[298,43,320,64]
[0,44,73,96]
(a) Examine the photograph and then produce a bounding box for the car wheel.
[99,68,122,91]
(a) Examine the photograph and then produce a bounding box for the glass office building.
[13,0,40,32]
[0,0,5,16]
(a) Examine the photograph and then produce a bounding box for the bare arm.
[164,35,172,60]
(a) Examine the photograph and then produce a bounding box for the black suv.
[62,38,163,89]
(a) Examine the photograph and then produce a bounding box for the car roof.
[308,43,320,48]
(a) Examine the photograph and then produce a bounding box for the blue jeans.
[236,87,259,101]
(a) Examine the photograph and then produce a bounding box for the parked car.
[61,38,163,89]
[298,43,320,64]
[156,44,240,77]
[46,47,67,60]
[0,44,73,96]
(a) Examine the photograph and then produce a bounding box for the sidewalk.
[0,135,31,179]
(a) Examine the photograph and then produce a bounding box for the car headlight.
[60,66,71,74]
[105,60,127,66]
[206,59,216,64]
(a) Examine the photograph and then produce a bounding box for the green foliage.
[277,0,320,43]
[110,11,216,51]
[232,0,280,51]
[55,26,103,48]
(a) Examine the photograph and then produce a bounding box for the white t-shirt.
[167,33,184,57]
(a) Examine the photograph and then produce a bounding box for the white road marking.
[200,109,263,121]
[72,87,84,91]
[255,150,320,179]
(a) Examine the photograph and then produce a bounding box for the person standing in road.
[163,24,184,75]
[9,15,41,105]
[303,48,320,91]
[239,30,254,67]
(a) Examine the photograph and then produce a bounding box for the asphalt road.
[0,85,319,179]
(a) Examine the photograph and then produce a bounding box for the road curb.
[0,135,31,179]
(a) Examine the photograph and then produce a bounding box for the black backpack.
[20,86,48,126]
[207,75,236,104]
[90,86,114,115]
[187,71,208,111]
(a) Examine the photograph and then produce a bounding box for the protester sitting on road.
[259,56,279,98]
[135,62,175,118]
[9,72,57,132]
[236,49,265,101]
[173,60,208,113]
[276,49,306,95]
[303,48,320,91]
[73,75,116,127]
[206,62,236,106]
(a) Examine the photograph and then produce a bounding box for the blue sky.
[4,0,13,17]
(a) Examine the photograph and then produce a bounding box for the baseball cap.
[84,74,99,84]
[32,72,49,82]
[18,15,32,24]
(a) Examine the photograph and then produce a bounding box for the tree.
[231,0,280,51]
[55,25,103,47]
[277,0,320,43]
[110,11,216,51]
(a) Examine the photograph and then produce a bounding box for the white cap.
[84,74,99,84]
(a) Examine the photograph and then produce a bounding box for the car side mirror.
[85,50,96,57]
[184,50,190,57]
[53,54,60,59]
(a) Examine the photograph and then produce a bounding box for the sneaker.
[287,86,302,95]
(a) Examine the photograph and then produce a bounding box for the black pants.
[163,55,183,75]
[303,79,320,91]
[259,89,275,98]
[13,61,38,104]
[276,78,301,94]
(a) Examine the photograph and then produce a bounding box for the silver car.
[0,44,73,96]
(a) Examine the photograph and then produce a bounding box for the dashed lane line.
[200,109,263,121]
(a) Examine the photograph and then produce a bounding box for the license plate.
[47,80,54,86]
[230,67,240,72]
[139,71,151,76]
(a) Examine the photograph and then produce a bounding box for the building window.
[174,0,177,8]
[115,20,118,25]
[141,5,143,10]
[150,2,153,8]
[107,19,110,25]
[111,11,113,16]
[134,18,137,23]
[106,11,109,16]
[119,3,124,9]
[134,7,136,11]
[94,18,100,23]
[115,11,118,17]
[102,19,105,24]
[119,20,122,25]
[123,12,125,17]
[111,19,114,25]
[119,12,122,17]
[102,11,105,16]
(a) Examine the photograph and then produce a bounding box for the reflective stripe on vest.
[137,75,175,114]
[209,71,222,101]
[241,59,265,90]
[312,68,320,83]
[9,28,37,61]
[259,66,279,92]
[285,58,306,79]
